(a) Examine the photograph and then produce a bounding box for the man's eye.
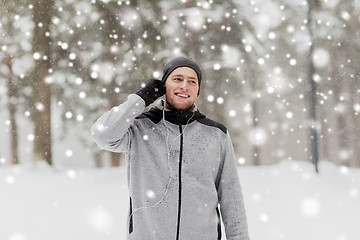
[174,78,182,81]
[188,80,197,85]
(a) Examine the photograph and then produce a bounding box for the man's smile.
[175,93,190,98]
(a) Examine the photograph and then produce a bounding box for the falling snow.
[0,0,360,239]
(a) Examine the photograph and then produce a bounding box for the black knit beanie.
[161,56,202,95]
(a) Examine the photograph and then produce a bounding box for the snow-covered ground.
[1,160,359,240]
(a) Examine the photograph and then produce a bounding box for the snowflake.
[301,197,321,217]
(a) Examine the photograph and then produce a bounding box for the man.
[91,56,250,240]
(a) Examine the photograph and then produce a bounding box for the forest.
[1,0,359,169]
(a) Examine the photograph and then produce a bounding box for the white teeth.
[177,94,189,98]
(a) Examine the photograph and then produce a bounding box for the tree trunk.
[110,152,124,167]
[333,74,352,167]
[4,55,19,164]
[331,53,353,167]
[94,151,104,168]
[306,0,319,173]
[251,99,261,165]
[31,0,54,165]
[319,108,330,163]
[353,70,360,168]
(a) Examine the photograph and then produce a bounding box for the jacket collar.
[140,100,206,125]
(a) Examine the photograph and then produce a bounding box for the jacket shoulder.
[197,117,227,134]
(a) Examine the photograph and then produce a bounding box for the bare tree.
[4,55,19,164]
[306,0,320,173]
[31,0,54,165]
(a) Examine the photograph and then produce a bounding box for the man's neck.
[164,100,195,112]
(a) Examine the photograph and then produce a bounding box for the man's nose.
[180,81,188,89]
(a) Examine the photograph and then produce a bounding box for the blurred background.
[1,1,360,240]
[0,0,359,170]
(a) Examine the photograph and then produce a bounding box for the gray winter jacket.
[91,94,249,240]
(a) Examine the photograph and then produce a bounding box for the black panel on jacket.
[197,117,227,134]
[136,107,227,134]
[136,107,204,125]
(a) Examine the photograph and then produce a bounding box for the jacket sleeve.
[91,94,146,153]
[217,133,250,240]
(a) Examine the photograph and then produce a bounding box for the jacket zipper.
[176,125,183,240]
[129,197,133,234]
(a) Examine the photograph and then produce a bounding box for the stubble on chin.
[164,99,194,111]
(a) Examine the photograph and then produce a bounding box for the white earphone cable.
[128,101,195,226]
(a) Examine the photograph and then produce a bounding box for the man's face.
[164,67,199,111]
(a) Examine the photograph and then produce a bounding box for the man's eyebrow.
[172,74,197,80]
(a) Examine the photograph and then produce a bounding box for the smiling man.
[91,56,250,240]
[163,67,199,111]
